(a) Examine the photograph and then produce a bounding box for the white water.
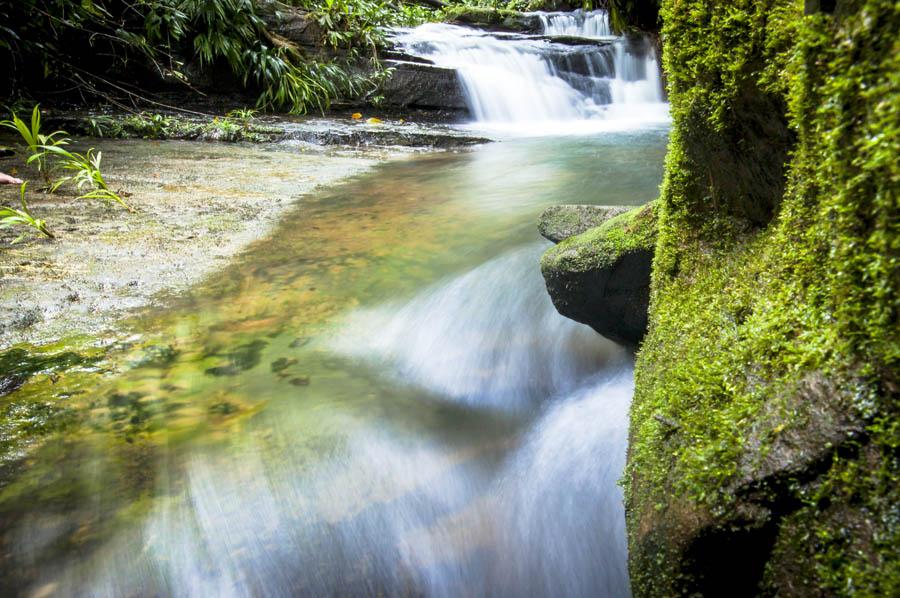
[539,8,612,37]
[392,10,668,134]
[44,244,635,597]
[330,244,622,410]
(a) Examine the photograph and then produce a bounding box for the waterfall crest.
[392,10,667,132]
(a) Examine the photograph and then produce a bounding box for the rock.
[257,1,323,50]
[444,7,543,33]
[538,204,631,243]
[629,373,868,596]
[280,118,491,149]
[270,357,297,373]
[0,375,25,397]
[540,202,657,346]
[379,61,468,113]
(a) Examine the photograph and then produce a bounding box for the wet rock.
[538,205,631,243]
[204,340,268,377]
[0,375,25,397]
[379,61,468,113]
[445,7,542,33]
[540,202,656,346]
[271,357,297,373]
[280,118,491,149]
[629,374,868,596]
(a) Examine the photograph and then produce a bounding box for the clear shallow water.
[0,131,667,596]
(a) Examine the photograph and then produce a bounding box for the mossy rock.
[540,202,657,346]
[443,7,542,33]
[538,204,631,243]
[626,1,900,595]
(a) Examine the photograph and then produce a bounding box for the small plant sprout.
[34,146,132,211]
[225,108,258,129]
[0,106,70,181]
[0,182,54,243]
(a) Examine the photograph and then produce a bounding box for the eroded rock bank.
[620,1,897,596]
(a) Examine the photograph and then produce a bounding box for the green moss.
[541,202,657,273]
[66,112,284,142]
[442,6,535,30]
[627,0,899,595]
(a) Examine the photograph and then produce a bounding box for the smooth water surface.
[1,131,667,596]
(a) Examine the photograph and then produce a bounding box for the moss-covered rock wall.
[627,0,899,595]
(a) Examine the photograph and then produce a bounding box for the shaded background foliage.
[0,0,421,113]
[0,0,662,113]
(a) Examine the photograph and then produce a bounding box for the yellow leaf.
[773,423,785,434]
[351,113,362,120]
[366,117,383,124]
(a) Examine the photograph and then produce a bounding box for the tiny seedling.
[35,146,131,210]
[0,182,54,243]
[0,105,70,181]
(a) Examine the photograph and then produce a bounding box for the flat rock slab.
[279,118,491,149]
[538,204,631,243]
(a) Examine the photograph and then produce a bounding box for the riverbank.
[0,138,406,349]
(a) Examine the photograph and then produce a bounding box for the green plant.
[0,182,53,242]
[36,146,130,210]
[0,106,70,181]
[225,108,257,129]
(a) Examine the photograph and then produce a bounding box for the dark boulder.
[379,61,469,113]
[540,202,657,346]
[443,7,543,33]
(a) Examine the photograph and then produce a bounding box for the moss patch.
[542,202,657,273]
[627,0,899,595]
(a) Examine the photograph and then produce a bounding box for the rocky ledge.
[540,202,656,346]
[538,204,631,243]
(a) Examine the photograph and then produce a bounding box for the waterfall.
[539,9,612,38]
[329,244,623,411]
[392,10,667,131]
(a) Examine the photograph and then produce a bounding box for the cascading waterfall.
[329,244,622,410]
[44,244,634,597]
[392,9,667,131]
[6,11,669,598]
[538,8,612,37]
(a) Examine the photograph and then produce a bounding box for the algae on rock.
[626,1,900,596]
[541,202,657,346]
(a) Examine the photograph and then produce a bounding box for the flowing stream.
[393,10,667,133]
[1,11,668,597]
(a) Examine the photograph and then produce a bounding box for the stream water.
[1,12,668,597]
